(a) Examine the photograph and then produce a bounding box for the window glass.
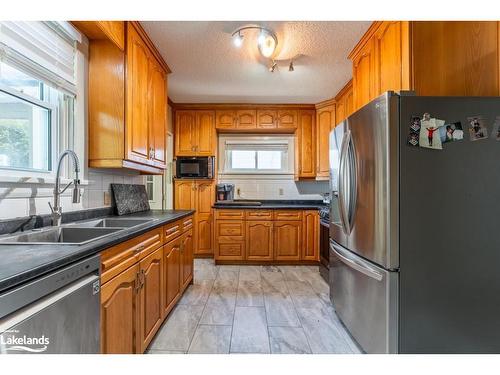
[257,150,281,169]
[0,91,50,171]
[0,61,43,100]
[231,150,256,169]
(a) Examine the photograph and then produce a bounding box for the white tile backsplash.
[218,177,329,201]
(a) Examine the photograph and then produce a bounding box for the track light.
[233,31,243,47]
[269,60,277,72]
[289,60,294,72]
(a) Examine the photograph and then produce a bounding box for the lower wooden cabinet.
[100,215,194,354]
[137,247,163,353]
[274,221,302,261]
[100,263,139,354]
[214,209,319,263]
[180,229,194,289]
[246,221,273,261]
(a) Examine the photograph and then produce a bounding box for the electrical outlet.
[103,191,111,206]
[279,188,284,196]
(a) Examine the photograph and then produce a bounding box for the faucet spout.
[49,150,81,226]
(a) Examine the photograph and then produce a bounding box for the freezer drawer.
[329,240,398,353]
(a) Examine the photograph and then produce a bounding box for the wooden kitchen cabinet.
[256,109,297,130]
[215,109,256,130]
[351,37,376,111]
[302,210,319,261]
[315,101,335,180]
[297,110,316,178]
[72,21,125,50]
[100,263,139,354]
[257,109,277,129]
[86,21,170,174]
[335,80,354,124]
[174,180,215,256]
[246,221,273,261]
[137,246,164,353]
[274,221,302,261]
[174,110,215,156]
[163,239,181,317]
[215,219,246,261]
[180,229,194,289]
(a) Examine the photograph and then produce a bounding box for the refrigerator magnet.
[419,117,445,150]
[491,116,500,141]
[407,116,421,146]
[439,122,464,143]
[467,116,488,141]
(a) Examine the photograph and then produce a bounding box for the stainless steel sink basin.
[73,218,154,228]
[0,227,122,245]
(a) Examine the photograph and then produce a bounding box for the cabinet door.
[257,109,277,129]
[163,240,181,317]
[236,110,257,129]
[374,21,408,96]
[274,221,302,261]
[277,110,298,130]
[352,38,376,111]
[195,181,214,255]
[215,110,236,129]
[174,180,195,209]
[126,24,151,165]
[302,211,319,261]
[180,229,194,290]
[196,111,215,156]
[137,246,163,353]
[297,110,316,178]
[101,263,139,354]
[215,219,245,261]
[335,97,346,125]
[316,106,335,179]
[175,111,196,156]
[149,60,167,167]
[246,221,273,261]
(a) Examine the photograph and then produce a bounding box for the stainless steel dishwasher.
[0,254,100,354]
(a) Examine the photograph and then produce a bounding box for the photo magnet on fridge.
[491,116,500,141]
[467,116,488,141]
[407,116,421,146]
[439,122,464,143]
[419,117,445,150]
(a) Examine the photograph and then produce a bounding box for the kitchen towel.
[110,184,150,216]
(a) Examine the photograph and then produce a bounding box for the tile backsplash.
[217,177,330,201]
[0,169,145,220]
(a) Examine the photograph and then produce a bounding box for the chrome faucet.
[48,150,81,226]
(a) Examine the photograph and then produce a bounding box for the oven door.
[329,240,398,354]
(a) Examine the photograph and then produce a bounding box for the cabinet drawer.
[215,210,245,220]
[215,241,245,260]
[101,227,163,284]
[164,219,182,243]
[273,210,303,221]
[245,210,272,220]
[182,216,194,231]
[216,220,244,239]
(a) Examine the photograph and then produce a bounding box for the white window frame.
[218,134,295,177]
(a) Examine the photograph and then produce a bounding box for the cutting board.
[111,184,150,216]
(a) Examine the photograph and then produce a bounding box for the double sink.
[0,218,155,245]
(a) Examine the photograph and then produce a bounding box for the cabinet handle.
[135,272,141,293]
[166,226,179,235]
[140,269,145,289]
[134,245,145,254]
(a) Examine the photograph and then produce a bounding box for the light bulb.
[257,31,266,46]
[233,32,243,48]
[258,34,276,58]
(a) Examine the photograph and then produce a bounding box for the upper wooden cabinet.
[86,21,170,174]
[215,109,257,130]
[72,21,125,50]
[335,80,354,125]
[256,109,298,130]
[348,21,500,112]
[297,110,316,179]
[175,110,216,156]
[315,101,335,180]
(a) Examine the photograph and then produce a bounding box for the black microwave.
[175,156,214,179]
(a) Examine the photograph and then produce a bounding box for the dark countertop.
[0,209,194,293]
[213,200,328,210]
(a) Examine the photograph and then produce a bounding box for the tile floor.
[147,259,362,354]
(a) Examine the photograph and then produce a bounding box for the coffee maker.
[216,183,235,202]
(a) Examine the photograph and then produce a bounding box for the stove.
[318,205,330,283]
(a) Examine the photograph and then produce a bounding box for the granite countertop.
[213,200,328,210]
[0,209,194,293]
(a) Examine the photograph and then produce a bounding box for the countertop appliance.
[318,206,330,283]
[0,255,100,354]
[216,183,235,202]
[329,92,500,354]
[175,156,214,179]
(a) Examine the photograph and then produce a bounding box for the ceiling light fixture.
[288,60,294,72]
[231,25,278,59]
[269,60,277,73]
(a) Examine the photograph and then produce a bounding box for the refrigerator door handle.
[338,130,351,235]
[346,133,358,230]
[330,240,383,281]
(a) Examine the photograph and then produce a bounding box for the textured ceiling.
[140,21,371,104]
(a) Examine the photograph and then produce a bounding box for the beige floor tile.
[188,325,232,354]
[269,326,312,354]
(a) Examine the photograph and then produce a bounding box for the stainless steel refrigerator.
[328,92,500,354]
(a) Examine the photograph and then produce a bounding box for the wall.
[217,176,329,201]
